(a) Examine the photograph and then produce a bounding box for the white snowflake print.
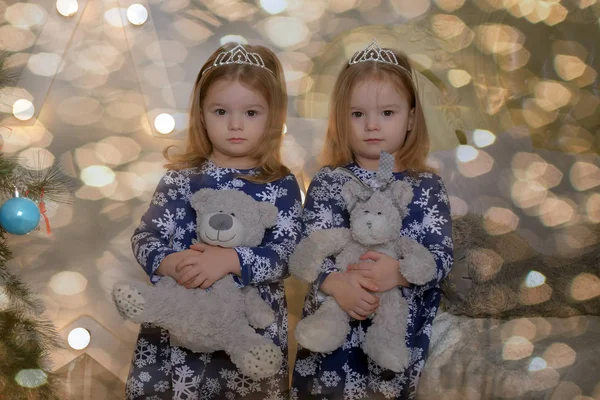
[153,209,176,240]
[176,207,186,220]
[321,370,341,387]
[295,353,318,377]
[125,377,144,399]
[216,177,246,190]
[342,363,367,400]
[199,378,220,400]
[173,365,201,399]
[272,200,301,240]
[310,378,323,395]
[152,192,168,206]
[342,325,365,350]
[408,360,425,399]
[171,346,187,366]
[219,368,261,397]
[134,338,157,368]
[257,183,288,203]
[138,371,151,382]
[154,380,170,392]
[168,188,178,200]
[304,202,333,234]
[422,204,448,235]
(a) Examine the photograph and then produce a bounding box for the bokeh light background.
[0,0,598,396]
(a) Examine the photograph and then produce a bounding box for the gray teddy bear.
[113,189,283,380]
[290,162,437,373]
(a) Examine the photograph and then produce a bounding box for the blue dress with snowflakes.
[291,163,453,400]
[126,160,302,400]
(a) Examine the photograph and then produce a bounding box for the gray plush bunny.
[113,189,282,380]
[290,154,437,372]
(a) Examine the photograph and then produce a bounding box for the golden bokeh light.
[126,4,149,26]
[502,336,534,360]
[56,0,79,17]
[570,273,600,302]
[260,0,288,15]
[12,99,35,121]
[543,343,577,369]
[49,271,88,296]
[447,69,472,88]
[5,3,47,28]
[80,165,116,188]
[570,162,599,192]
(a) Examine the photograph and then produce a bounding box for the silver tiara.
[349,39,408,72]
[203,44,274,75]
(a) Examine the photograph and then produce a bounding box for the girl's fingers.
[200,277,214,289]
[347,263,371,271]
[361,291,379,305]
[359,251,381,261]
[359,299,378,312]
[179,268,199,285]
[191,274,207,289]
[190,243,207,252]
[348,310,365,320]
[359,277,378,292]
[354,305,372,317]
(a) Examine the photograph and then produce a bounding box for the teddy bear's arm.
[395,236,438,285]
[289,228,353,283]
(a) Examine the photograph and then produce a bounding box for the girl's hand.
[322,272,380,320]
[176,244,241,289]
[347,251,410,292]
[156,249,202,281]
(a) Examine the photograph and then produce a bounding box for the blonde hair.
[320,48,433,174]
[164,43,289,183]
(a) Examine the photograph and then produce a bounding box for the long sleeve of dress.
[403,174,454,293]
[131,170,188,283]
[233,175,303,287]
[301,168,350,293]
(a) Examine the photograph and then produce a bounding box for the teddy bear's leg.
[242,286,275,329]
[295,297,350,353]
[363,290,410,372]
[112,276,180,324]
[225,323,283,380]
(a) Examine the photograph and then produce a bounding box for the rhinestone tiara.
[203,44,274,75]
[349,39,410,73]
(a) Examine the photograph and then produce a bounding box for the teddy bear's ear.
[258,202,279,228]
[190,188,218,214]
[341,180,365,211]
[390,180,413,210]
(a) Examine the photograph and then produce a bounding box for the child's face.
[202,79,269,165]
[349,77,414,168]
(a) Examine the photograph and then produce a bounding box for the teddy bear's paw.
[241,343,282,380]
[364,334,409,373]
[113,284,146,321]
[295,317,348,353]
[246,309,275,330]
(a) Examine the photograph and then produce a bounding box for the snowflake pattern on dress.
[292,163,453,399]
[126,161,302,399]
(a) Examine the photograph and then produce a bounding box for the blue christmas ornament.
[0,193,41,235]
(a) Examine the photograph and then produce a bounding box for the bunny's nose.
[209,214,233,230]
[366,222,372,229]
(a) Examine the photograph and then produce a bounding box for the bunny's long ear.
[341,180,366,211]
[390,180,413,215]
